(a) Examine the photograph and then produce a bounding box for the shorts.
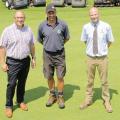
[43,49,66,80]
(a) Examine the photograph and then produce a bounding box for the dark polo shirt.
[37,18,70,52]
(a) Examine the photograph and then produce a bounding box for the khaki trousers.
[85,56,110,103]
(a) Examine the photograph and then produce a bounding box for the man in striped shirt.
[0,11,36,118]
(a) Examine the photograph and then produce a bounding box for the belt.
[7,56,30,62]
[87,55,107,59]
[44,48,64,55]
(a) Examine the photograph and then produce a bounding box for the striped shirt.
[81,20,114,57]
[0,23,35,59]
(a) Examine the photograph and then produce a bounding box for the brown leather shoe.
[103,101,113,113]
[19,103,28,111]
[5,108,13,118]
[80,101,92,110]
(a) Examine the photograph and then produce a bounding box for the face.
[89,7,99,24]
[47,11,56,22]
[14,11,25,28]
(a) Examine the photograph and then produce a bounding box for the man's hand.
[31,58,36,69]
[1,63,8,72]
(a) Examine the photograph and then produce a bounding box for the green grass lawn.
[0,0,120,120]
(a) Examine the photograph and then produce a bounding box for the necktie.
[93,25,98,54]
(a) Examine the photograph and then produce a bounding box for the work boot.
[46,94,57,107]
[57,95,65,109]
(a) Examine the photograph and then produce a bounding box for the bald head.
[89,7,99,15]
[89,7,99,24]
[14,11,25,28]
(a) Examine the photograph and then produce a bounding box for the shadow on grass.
[13,86,48,111]
[64,84,80,101]
[93,88,118,103]
[13,84,80,110]
[25,86,48,103]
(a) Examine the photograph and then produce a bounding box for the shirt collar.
[13,23,25,30]
[91,21,100,27]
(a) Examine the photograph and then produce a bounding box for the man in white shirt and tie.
[80,7,114,113]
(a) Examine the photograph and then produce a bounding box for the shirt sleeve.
[81,25,87,42]
[0,28,8,47]
[106,25,114,43]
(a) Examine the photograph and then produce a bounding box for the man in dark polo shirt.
[38,3,70,109]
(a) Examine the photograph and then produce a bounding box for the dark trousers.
[6,56,30,108]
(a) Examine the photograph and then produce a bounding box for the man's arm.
[37,24,44,44]
[30,44,36,68]
[64,22,70,44]
[0,47,8,72]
